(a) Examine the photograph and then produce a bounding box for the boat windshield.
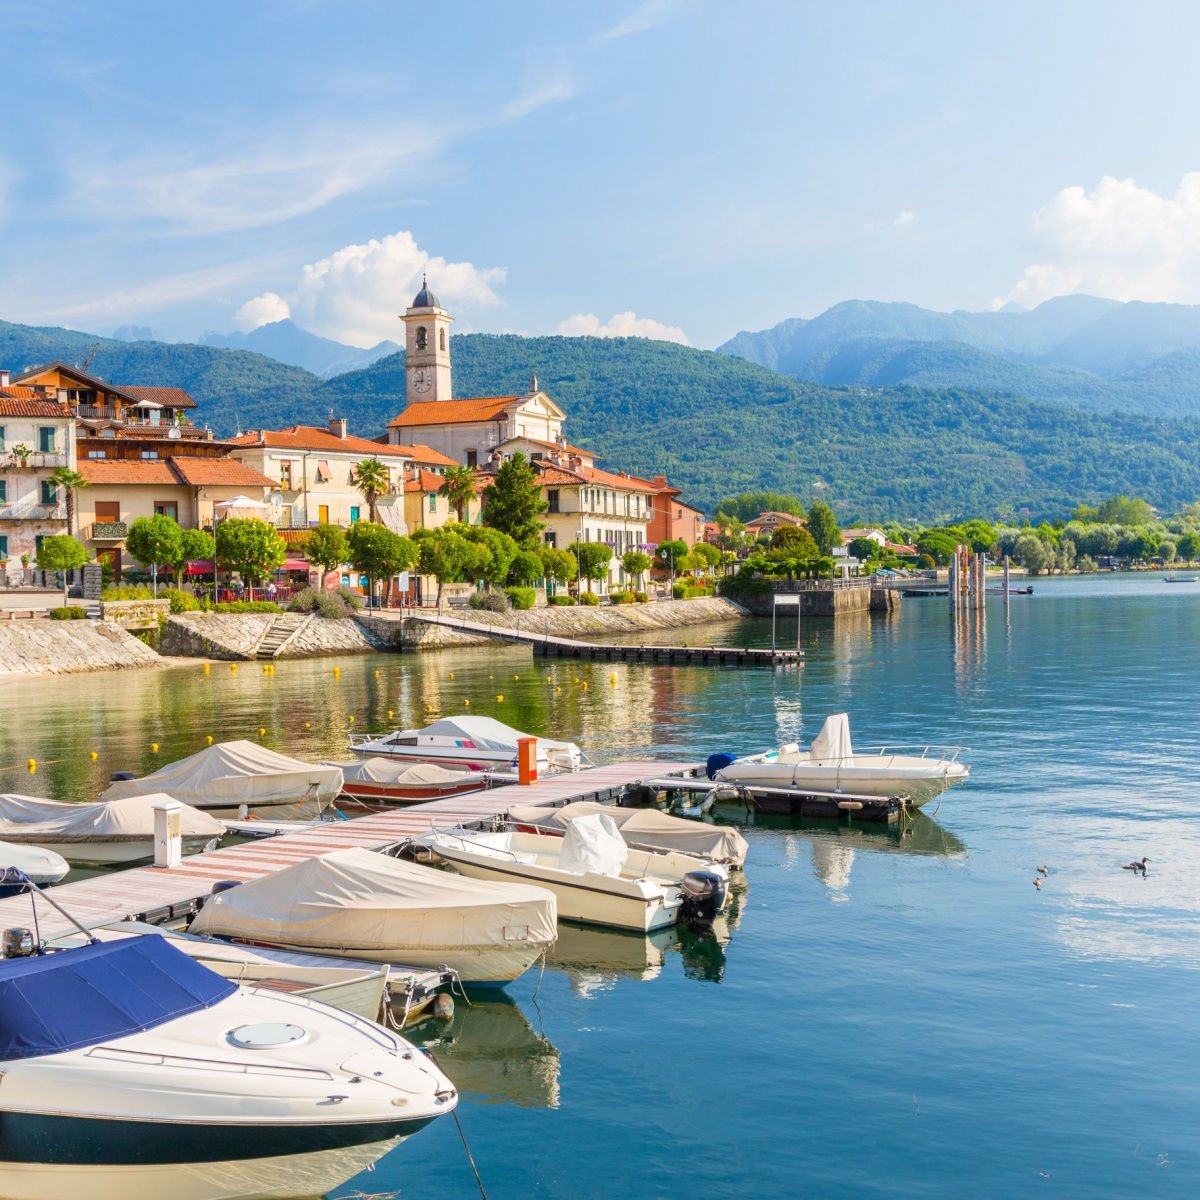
[0,935,235,1061]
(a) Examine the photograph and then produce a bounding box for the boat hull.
[14,835,219,867]
[716,763,968,807]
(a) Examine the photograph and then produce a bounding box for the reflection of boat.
[410,995,560,1110]
[721,809,969,859]
[0,794,224,866]
[350,715,584,773]
[189,846,558,986]
[0,934,457,1200]
[0,845,69,894]
[418,816,729,933]
[327,757,492,805]
[548,921,680,982]
[507,800,748,868]
[101,740,342,820]
[712,713,969,805]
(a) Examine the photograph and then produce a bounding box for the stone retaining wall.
[98,598,172,630]
[0,621,162,677]
[162,614,277,660]
[440,595,747,637]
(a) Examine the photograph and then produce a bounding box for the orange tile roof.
[500,435,596,459]
[120,386,197,410]
[387,396,520,428]
[77,457,275,488]
[387,441,460,467]
[0,393,71,417]
[403,467,471,495]
[230,426,412,458]
[78,459,178,486]
[533,461,656,493]
[169,458,275,487]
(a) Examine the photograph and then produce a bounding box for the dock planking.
[0,759,703,940]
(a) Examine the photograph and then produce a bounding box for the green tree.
[916,529,960,566]
[849,536,882,562]
[714,493,805,523]
[1099,495,1154,526]
[621,550,653,590]
[509,550,545,585]
[959,519,998,553]
[47,468,89,535]
[304,524,349,579]
[413,525,477,608]
[37,534,88,605]
[461,525,519,589]
[538,546,578,594]
[346,521,417,608]
[483,452,547,549]
[714,513,747,555]
[126,514,184,595]
[771,525,819,556]
[806,500,841,555]
[1177,531,1200,562]
[215,517,286,587]
[570,541,613,593]
[352,458,391,523]
[690,541,721,574]
[171,527,215,584]
[438,465,478,523]
[1158,538,1178,563]
[655,539,690,579]
[1012,533,1049,574]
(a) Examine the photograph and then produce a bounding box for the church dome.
[410,275,440,309]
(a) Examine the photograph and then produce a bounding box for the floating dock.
[637,775,905,823]
[0,760,702,940]
[405,612,801,667]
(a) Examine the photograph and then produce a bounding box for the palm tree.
[353,458,390,523]
[48,467,89,534]
[438,465,477,523]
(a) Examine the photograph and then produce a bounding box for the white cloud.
[237,230,506,347]
[864,209,916,232]
[596,0,684,41]
[895,210,915,226]
[1001,173,1200,308]
[233,291,291,332]
[500,75,576,123]
[555,311,690,344]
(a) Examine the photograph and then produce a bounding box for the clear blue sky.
[4,0,1200,348]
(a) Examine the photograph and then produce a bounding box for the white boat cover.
[507,801,748,866]
[810,713,853,763]
[0,839,69,883]
[410,716,581,767]
[0,793,225,842]
[189,846,558,953]
[558,814,628,877]
[337,758,482,787]
[99,740,343,809]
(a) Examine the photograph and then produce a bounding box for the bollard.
[152,798,183,869]
[517,736,539,785]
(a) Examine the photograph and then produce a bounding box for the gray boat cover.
[190,846,557,953]
[809,713,853,763]
[334,758,488,788]
[507,801,748,866]
[0,793,225,843]
[99,740,343,810]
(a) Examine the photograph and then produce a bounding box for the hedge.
[504,587,537,610]
[49,606,88,620]
[577,592,600,606]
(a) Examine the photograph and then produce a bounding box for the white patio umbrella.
[214,495,271,514]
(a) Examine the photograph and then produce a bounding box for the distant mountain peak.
[199,320,399,379]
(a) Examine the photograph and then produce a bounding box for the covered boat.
[507,801,748,869]
[0,794,224,866]
[189,846,557,987]
[0,844,70,895]
[100,740,343,819]
[329,757,492,805]
[0,935,456,1200]
[713,713,969,805]
[350,716,585,773]
[418,814,730,933]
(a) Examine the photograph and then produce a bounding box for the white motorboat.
[100,739,343,820]
[0,845,70,895]
[328,756,493,806]
[712,713,969,805]
[189,846,558,987]
[507,801,749,869]
[0,932,456,1200]
[417,814,730,934]
[350,715,585,774]
[0,793,225,866]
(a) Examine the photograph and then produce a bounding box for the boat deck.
[0,760,703,940]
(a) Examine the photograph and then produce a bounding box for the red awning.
[277,558,310,572]
[185,560,215,575]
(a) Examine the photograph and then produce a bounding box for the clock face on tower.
[412,366,433,394]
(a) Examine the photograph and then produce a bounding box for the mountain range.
[7,302,1200,522]
[199,320,399,379]
[718,296,1200,418]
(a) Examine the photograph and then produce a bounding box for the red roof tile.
[533,461,656,493]
[120,386,197,409]
[0,394,71,418]
[386,440,460,467]
[77,457,275,488]
[229,426,412,458]
[169,459,275,487]
[403,468,468,494]
[387,396,520,428]
[78,460,178,485]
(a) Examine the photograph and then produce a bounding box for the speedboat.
[350,715,585,774]
[328,757,493,806]
[100,740,343,820]
[417,814,729,934]
[189,846,558,987]
[0,930,457,1200]
[0,846,70,895]
[711,713,969,806]
[1164,574,1199,583]
[0,793,225,866]
[506,800,748,869]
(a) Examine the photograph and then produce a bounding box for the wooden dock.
[406,611,801,667]
[0,760,703,941]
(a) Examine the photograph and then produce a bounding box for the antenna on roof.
[79,342,100,372]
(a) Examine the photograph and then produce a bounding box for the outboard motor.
[678,870,728,929]
[109,771,137,783]
[3,927,37,958]
[706,752,737,780]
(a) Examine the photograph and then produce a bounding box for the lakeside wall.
[0,620,163,678]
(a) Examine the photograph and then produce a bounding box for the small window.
[547,490,560,513]
[154,502,178,521]
[439,328,446,351]
[0,480,6,502]
[416,326,428,350]
[466,450,478,468]
[34,534,45,553]
[0,426,5,449]
[544,532,557,548]
[88,450,107,458]
[141,451,159,460]
[279,462,294,489]
[38,427,56,452]
[428,493,437,512]
[0,534,8,558]
[350,505,360,523]
[40,480,58,505]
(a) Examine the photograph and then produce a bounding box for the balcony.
[88,521,129,541]
[0,503,67,522]
[0,451,68,470]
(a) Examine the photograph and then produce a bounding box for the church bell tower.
[402,276,453,405]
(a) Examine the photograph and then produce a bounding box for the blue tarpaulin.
[0,936,236,1061]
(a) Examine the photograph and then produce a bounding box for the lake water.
[4,573,1200,1198]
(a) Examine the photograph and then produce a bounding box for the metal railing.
[87,521,129,540]
[0,451,67,469]
[0,503,67,521]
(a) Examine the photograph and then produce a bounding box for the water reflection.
[406,994,560,1110]
[548,922,681,997]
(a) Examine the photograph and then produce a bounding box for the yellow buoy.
[555,687,561,694]
[496,694,504,702]
[304,722,311,729]
[89,751,98,761]
[348,716,355,723]
[513,675,520,681]
[230,664,237,673]
[202,663,210,674]
[150,743,159,753]
[545,675,552,682]
[582,682,589,690]
[333,667,341,676]
[488,675,493,681]
[26,758,35,773]
[205,735,214,745]
[463,699,471,706]
[449,673,455,680]
[387,710,394,719]
[258,728,266,737]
